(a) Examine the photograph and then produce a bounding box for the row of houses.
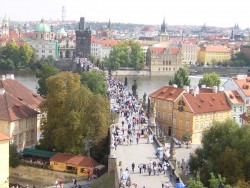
[149,74,250,143]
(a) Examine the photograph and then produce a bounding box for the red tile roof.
[170,48,180,55]
[201,45,230,53]
[224,90,244,104]
[149,47,165,55]
[0,79,43,109]
[183,92,231,114]
[233,76,250,97]
[50,153,74,163]
[240,113,250,123]
[0,131,11,141]
[66,156,98,168]
[149,86,185,101]
[0,92,38,121]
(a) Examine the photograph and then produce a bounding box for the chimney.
[6,74,14,80]
[213,86,218,93]
[1,75,5,80]
[184,86,190,93]
[219,86,224,92]
[173,84,178,88]
[0,88,5,95]
[193,86,199,97]
[201,85,206,88]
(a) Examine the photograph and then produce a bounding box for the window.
[209,121,213,127]
[233,107,236,112]
[163,113,167,120]
[157,111,161,119]
[173,110,177,117]
[42,50,45,53]
[158,100,161,107]
[195,122,198,129]
[186,121,189,129]
[26,131,29,142]
[54,162,58,165]
[19,120,23,130]
[239,106,242,112]
[186,113,190,119]
[173,118,176,126]
[163,101,167,108]
[168,113,172,122]
[200,122,204,129]
[31,129,35,140]
[246,99,249,104]
[49,50,52,53]
[169,102,173,109]
[13,135,17,145]
[233,116,236,121]
[19,133,23,144]
[173,129,176,135]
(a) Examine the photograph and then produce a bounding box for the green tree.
[35,63,59,96]
[9,143,21,168]
[81,69,108,96]
[231,52,248,67]
[1,42,19,68]
[169,67,190,88]
[198,72,221,87]
[39,72,81,151]
[0,58,15,70]
[182,131,192,148]
[187,175,205,188]
[19,43,34,67]
[189,119,250,186]
[39,72,110,157]
[104,40,144,70]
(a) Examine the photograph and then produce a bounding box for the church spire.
[161,17,166,33]
[108,18,111,29]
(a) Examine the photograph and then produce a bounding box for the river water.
[0,70,228,98]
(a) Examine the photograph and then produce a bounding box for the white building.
[224,90,244,125]
[181,43,199,64]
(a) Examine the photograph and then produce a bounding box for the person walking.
[132,162,135,172]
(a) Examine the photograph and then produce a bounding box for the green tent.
[22,148,56,158]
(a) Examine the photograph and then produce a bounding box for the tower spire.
[108,18,111,29]
[161,17,166,33]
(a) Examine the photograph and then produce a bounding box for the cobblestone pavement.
[112,99,174,188]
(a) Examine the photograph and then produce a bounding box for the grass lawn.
[87,172,115,188]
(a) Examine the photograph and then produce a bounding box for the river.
[0,70,229,98]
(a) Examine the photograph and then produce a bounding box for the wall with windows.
[155,99,174,136]
[173,97,194,142]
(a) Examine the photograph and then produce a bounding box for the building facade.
[181,43,198,64]
[0,132,11,188]
[198,45,231,64]
[0,74,43,151]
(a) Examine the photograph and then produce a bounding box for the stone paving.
[112,98,174,188]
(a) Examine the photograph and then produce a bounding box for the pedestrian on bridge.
[132,162,135,172]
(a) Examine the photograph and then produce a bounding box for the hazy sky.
[1,0,249,28]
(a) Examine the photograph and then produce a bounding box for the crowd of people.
[108,75,177,188]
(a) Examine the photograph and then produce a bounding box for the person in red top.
[59,179,62,188]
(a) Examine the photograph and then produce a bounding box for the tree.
[39,72,110,156]
[81,69,108,96]
[189,119,250,186]
[39,72,81,151]
[104,40,145,70]
[169,67,190,88]
[35,63,59,96]
[9,143,21,168]
[19,43,34,67]
[187,175,205,188]
[198,72,221,88]
[182,132,192,148]
[1,42,20,68]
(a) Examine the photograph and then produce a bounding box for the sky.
[1,0,249,28]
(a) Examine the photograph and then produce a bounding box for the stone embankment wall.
[10,165,83,186]
[190,67,250,76]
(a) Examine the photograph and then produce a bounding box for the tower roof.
[35,19,51,33]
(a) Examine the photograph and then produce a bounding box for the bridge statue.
[132,80,138,98]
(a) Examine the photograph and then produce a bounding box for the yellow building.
[149,86,186,136]
[50,153,99,178]
[0,132,11,188]
[173,87,231,143]
[198,45,231,65]
[0,74,43,151]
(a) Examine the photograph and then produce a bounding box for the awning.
[22,148,56,158]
